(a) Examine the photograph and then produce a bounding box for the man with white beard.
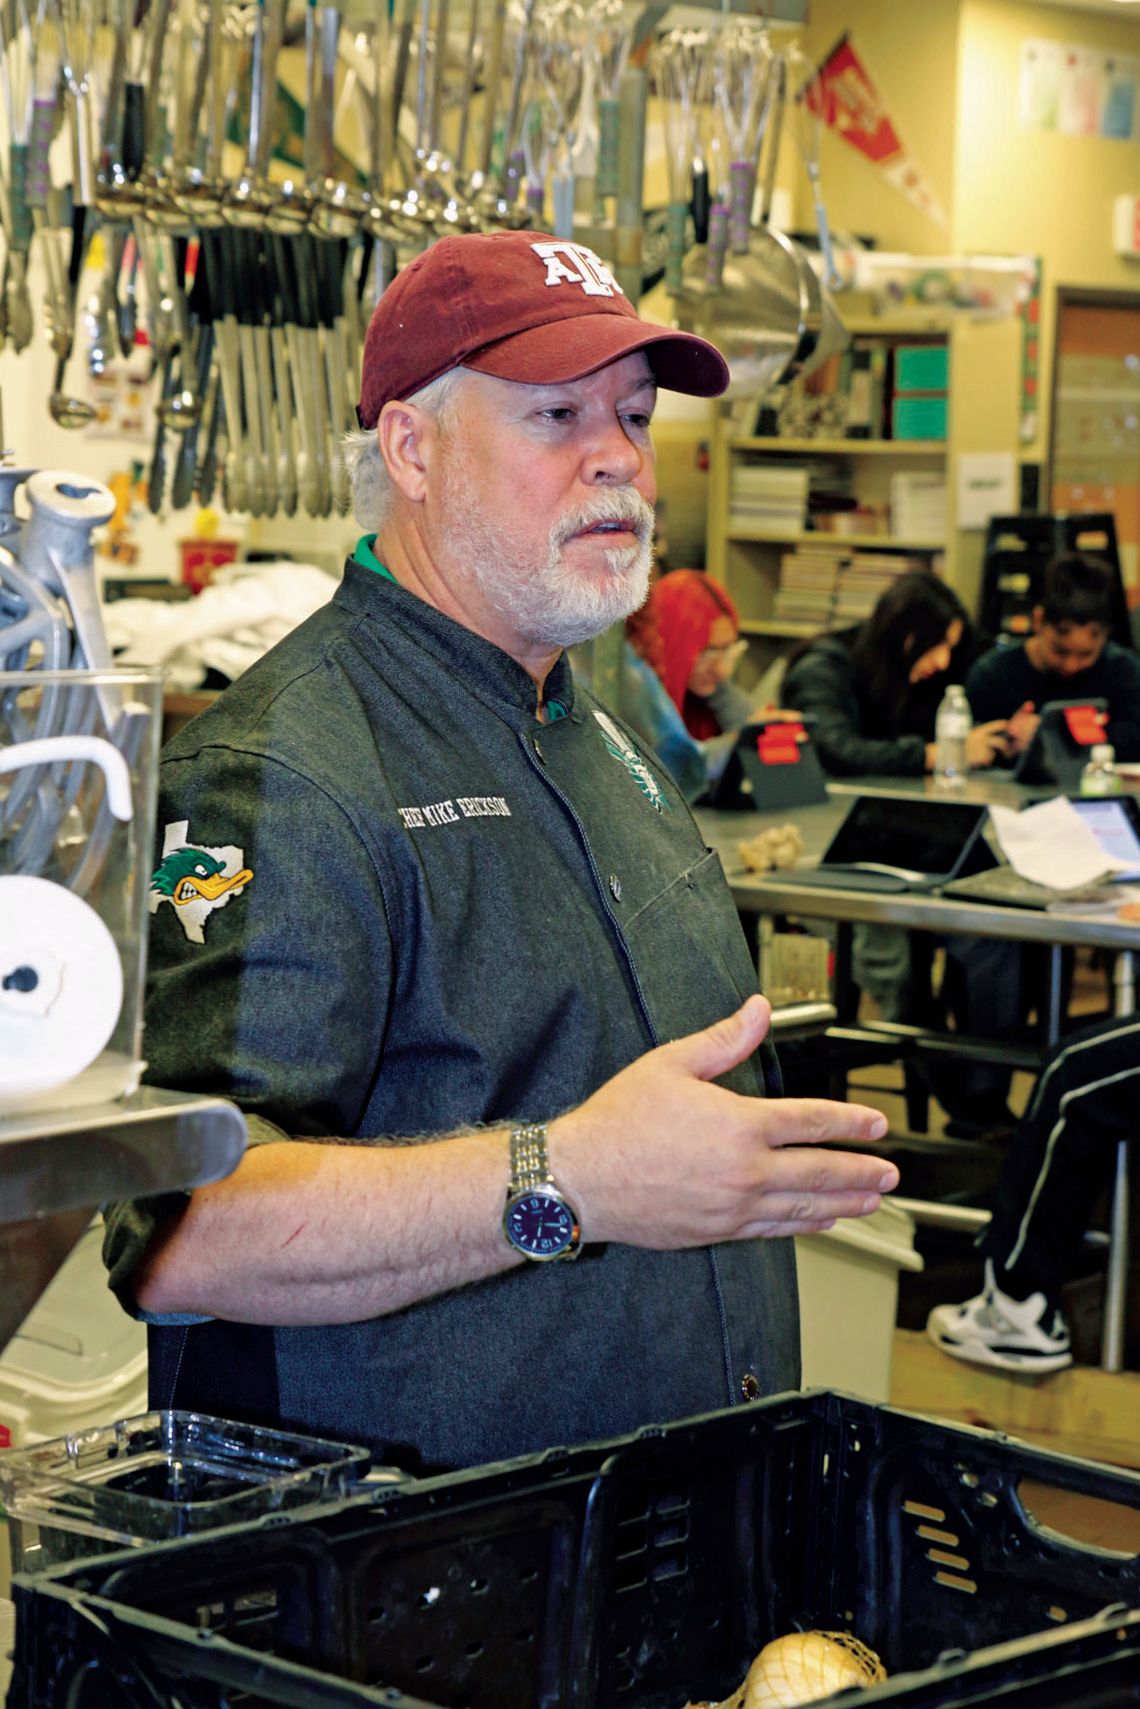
[104,233,897,1473]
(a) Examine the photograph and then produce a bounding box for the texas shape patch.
[150,820,254,944]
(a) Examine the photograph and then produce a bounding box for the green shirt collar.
[354,534,396,582]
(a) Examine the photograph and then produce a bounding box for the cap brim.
[463,314,730,398]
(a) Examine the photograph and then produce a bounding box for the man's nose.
[584,422,646,485]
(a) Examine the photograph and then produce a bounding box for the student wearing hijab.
[582,569,756,804]
[639,568,752,740]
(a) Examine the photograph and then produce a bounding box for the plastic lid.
[1090,744,1115,763]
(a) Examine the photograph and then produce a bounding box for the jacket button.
[609,874,622,902]
[741,1372,760,1401]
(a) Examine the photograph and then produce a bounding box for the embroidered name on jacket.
[398,795,512,829]
[149,820,253,944]
[593,711,669,812]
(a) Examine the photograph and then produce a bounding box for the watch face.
[505,1192,578,1260]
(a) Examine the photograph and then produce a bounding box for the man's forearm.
[134,1131,522,1324]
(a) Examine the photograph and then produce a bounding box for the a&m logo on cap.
[530,241,625,298]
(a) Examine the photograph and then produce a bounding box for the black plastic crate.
[9,1391,1140,1709]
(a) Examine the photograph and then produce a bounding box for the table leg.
[1043,944,1065,1047]
[833,921,858,1023]
[1102,950,1134,1374]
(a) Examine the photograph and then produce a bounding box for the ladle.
[48,350,96,429]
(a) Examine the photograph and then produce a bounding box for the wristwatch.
[502,1122,581,1262]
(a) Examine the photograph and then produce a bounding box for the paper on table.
[1046,882,1140,915]
[989,798,1131,888]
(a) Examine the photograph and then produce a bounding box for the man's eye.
[623,412,652,430]
[541,407,575,422]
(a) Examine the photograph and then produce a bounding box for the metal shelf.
[726,527,944,550]
[728,437,947,456]
[0,1086,246,1354]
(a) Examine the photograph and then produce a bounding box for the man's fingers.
[763,1097,890,1152]
[665,993,773,1083]
[758,1142,897,1197]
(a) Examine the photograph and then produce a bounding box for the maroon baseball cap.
[356,231,729,428]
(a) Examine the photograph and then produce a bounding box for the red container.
[178,538,239,593]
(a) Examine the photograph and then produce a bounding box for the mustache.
[552,489,656,549]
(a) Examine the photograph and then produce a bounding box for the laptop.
[777,793,994,894]
[1011,698,1109,789]
[944,793,1140,909]
[713,717,828,811]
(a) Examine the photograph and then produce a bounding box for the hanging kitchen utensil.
[587,0,635,220]
[501,0,537,206]
[546,0,586,238]
[789,43,842,291]
[674,50,847,397]
[652,26,702,294]
[712,15,771,256]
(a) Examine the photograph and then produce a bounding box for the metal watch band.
[509,1121,552,1192]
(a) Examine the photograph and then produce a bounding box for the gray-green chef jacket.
[104,553,800,1473]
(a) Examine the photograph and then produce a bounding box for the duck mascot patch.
[150,820,254,944]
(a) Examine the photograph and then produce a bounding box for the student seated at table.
[780,569,1009,778]
[967,550,1140,765]
[780,570,1015,1131]
[927,1007,1140,1372]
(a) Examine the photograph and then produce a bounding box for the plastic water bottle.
[1079,743,1123,797]
[933,684,971,790]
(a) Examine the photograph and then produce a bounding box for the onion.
[684,1628,886,1709]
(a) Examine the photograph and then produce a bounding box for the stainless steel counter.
[0,1086,246,1355]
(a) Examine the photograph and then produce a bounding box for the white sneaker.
[926,1261,1072,1374]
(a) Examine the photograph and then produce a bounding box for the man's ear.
[1030,604,1045,634]
[377,402,438,503]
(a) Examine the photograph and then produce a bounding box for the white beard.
[438,463,655,648]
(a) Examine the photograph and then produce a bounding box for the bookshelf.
[706,318,958,678]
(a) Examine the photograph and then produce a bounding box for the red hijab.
[639,570,740,739]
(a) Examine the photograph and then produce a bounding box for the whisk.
[712,16,773,255]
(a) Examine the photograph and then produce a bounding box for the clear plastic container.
[0,1411,387,1577]
[0,667,164,1113]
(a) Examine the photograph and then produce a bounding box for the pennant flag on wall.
[805,33,949,229]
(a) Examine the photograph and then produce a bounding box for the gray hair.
[342,368,468,532]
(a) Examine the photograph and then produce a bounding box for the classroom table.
[698,782,1137,1373]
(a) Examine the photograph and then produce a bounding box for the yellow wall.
[956,0,1140,467]
[792,0,962,255]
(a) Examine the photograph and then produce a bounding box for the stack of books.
[890,472,948,540]
[833,553,925,623]
[729,463,810,532]
[772,544,846,624]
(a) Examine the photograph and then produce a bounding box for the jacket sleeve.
[704,677,754,734]
[1104,652,1140,761]
[782,647,927,777]
[102,742,397,1316]
[963,651,1010,724]
[141,743,395,1136]
[619,648,711,803]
